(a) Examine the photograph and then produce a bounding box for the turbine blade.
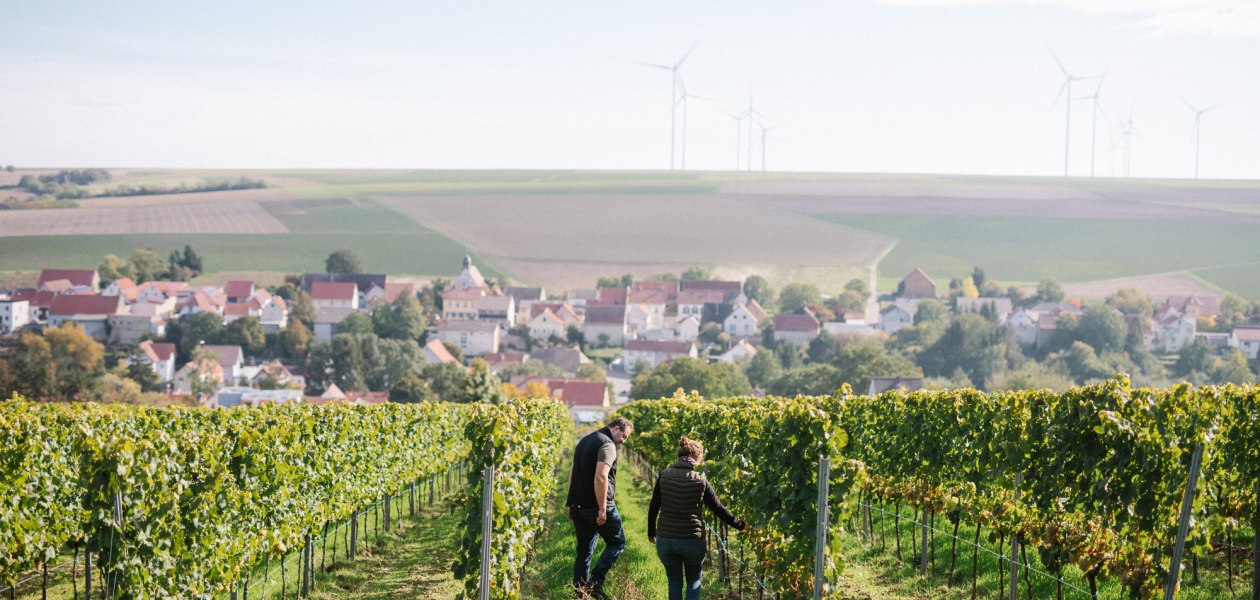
[675,42,698,69]
[1202,104,1223,114]
[638,62,674,71]
[1051,50,1069,78]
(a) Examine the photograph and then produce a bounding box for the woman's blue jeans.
[656,536,706,600]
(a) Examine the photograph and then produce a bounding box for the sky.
[2,1,1258,179]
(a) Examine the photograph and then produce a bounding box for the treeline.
[98,245,205,283]
[6,169,264,202]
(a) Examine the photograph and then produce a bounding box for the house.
[257,294,289,334]
[248,361,305,390]
[451,255,488,290]
[511,376,609,406]
[363,283,416,306]
[214,387,304,408]
[566,288,600,311]
[437,319,500,356]
[1008,308,1040,346]
[1149,314,1197,353]
[679,279,743,302]
[723,299,767,338]
[868,377,925,396]
[527,307,569,341]
[626,304,662,336]
[626,287,668,332]
[1160,295,1221,319]
[505,287,546,325]
[102,278,139,301]
[531,346,592,375]
[774,312,822,347]
[299,273,386,304]
[422,339,461,365]
[137,281,187,304]
[137,340,177,384]
[482,351,529,372]
[108,310,166,346]
[38,268,99,292]
[200,344,245,382]
[345,391,390,405]
[177,289,224,318]
[955,297,1013,320]
[0,298,30,334]
[442,286,485,320]
[677,289,728,319]
[313,307,360,342]
[476,294,515,328]
[1230,325,1260,359]
[173,356,225,397]
[717,339,759,363]
[9,290,56,323]
[224,280,254,303]
[879,299,920,334]
[898,268,936,299]
[48,294,124,342]
[623,340,698,373]
[310,282,359,310]
[641,314,701,343]
[583,305,628,347]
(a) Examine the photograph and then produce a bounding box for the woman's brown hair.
[677,436,704,460]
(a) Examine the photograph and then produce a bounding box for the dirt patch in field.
[737,194,1260,224]
[380,193,894,269]
[0,200,288,236]
[721,180,1099,200]
[1053,273,1221,302]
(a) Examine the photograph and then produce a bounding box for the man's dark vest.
[567,427,617,509]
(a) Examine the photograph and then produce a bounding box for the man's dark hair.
[609,417,633,431]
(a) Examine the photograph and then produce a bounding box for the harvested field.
[379,193,893,268]
[0,201,288,236]
[721,179,1098,200]
[78,187,294,208]
[1055,273,1223,302]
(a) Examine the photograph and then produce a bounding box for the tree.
[10,332,54,400]
[743,275,775,308]
[390,372,435,403]
[124,357,163,393]
[335,311,374,336]
[1107,288,1154,316]
[224,317,266,356]
[278,319,312,360]
[498,359,565,379]
[843,278,870,300]
[778,283,821,314]
[959,276,980,298]
[1215,349,1255,384]
[420,362,468,401]
[82,373,144,404]
[575,362,607,382]
[458,359,506,403]
[179,312,225,361]
[287,291,316,329]
[743,349,781,388]
[971,266,987,288]
[325,249,364,274]
[181,244,204,273]
[766,364,846,396]
[1173,338,1216,378]
[42,323,106,400]
[98,254,131,284]
[372,292,426,340]
[918,314,1015,388]
[631,357,751,400]
[681,266,712,281]
[1072,304,1128,355]
[834,340,918,392]
[596,274,633,289]
[128,247,165,283]
[913,300,949,326]
[1035,277,1065,304]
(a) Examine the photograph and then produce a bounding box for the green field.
[825,214,1260,297]
[0,197,502,280]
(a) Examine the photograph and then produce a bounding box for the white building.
[437,320,501,357]
[1230,325,1260,359]
[0,299,30,335]
[623,340,698,373]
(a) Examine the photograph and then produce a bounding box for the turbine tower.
[1185,100,1220,180]
[640,44,696,170]
[1078,74,1106,178]
[758,122,777,172]
[1052,53,1095,177]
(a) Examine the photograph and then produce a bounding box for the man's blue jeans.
[656,536,706,600]
[572,505,626,589]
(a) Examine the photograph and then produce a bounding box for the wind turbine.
[720,108,746,171]
[1184,100,1221,180]
[676,83,713,171]
[1077,73,1106,177]
[640,44,697,170]
[740,91,771,173]
[758,121,778,172]
[1052,52,1096,177]
[1119,109,1137,178]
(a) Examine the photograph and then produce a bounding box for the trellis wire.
[704,515,777,599]
[857,500,1095,599]
[0,556,79,596]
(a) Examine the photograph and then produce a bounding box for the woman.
[647,436,748,600]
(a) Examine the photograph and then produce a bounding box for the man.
[566,417,634,598]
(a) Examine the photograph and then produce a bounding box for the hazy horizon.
[3,1,1258,180]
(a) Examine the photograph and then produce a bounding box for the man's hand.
[596,509,607,526]
[567,507,573,522]
[648,536,656,545]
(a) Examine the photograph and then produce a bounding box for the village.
[2,253,1258,421]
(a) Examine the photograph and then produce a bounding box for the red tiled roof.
[443,286,485,301]
[594,288,627,305]
[41,279,74,293]
[424,339,459,365]
[139,340,176,362]
[509,376,607,407]
[677,289,727,305]
[311,282,357,301]
[11,290,56,307]
[384,283,416,303]
[774,313,820,332]
[38,269,96,288]
[628,288,669,305]
[50,294,122,316]
[224,280,254,298]
[224,304,252,316]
